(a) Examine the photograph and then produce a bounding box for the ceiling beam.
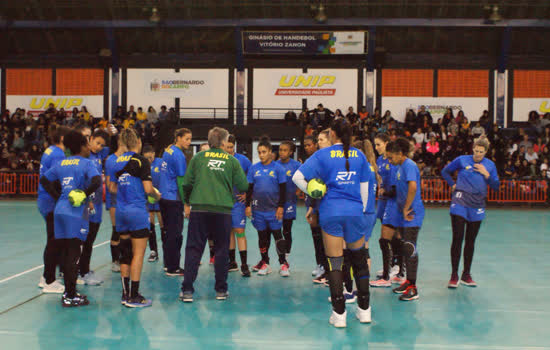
[3,18,550,29]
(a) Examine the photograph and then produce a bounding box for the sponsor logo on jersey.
[286,170,292,176]
[208,159,226,171]
[119,173,130,185]
[336,171,356,183]
[61,159,80,166]
[62,177,74,186]
[269,170,275,178]
[205,152,229,159]
[116,155,132,163]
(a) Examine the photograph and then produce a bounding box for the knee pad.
[350,248,370,280]
[235,230,246,238]
[327,256,344,272]
[275,239,288,255]
[402,240,417,258]
[119,238,133,265]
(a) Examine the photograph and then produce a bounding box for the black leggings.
[451,215,482,275]
[79,222,100,276]
[60,238,82,298]
[282,219,293,253]
[43,212,62,284]
[149,223,158,252]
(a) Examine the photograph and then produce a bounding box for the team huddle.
[36,119,499,328]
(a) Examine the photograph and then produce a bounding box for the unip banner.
[7,95,103,117]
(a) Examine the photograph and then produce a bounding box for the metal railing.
[178,107,303,120]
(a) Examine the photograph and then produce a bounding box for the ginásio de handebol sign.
[243,31,366,55]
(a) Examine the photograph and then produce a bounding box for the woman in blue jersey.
[245,137,290,277]
[105,138,127,272]
[441,137,499,288]
[109,129,161,308]
[371,133,402,287]
[78,128,110,286]
[224,135,253,277]
[37,125,70,293]
[143,145,164,263]
[40,130,101,307]
[276,141,301,260]
[385,137,424,301]
[159,128,191,276]
[293,120,373,328]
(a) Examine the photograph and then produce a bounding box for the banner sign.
[513,98,550,121]
[382,97,488,122]
[243,31,366,55]
[142,70,227,98]
[7,95,103,117]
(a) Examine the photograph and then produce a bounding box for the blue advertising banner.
[242,31,366,55]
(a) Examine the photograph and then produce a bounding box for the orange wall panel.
[56,69,104,95]
[6,69,52,95]
[438,70,488,97]
[514,70,550,98]
[382,69,433,97]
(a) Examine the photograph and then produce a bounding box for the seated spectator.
[540,113,550,128]
[442,108,454,127]
[448,119,459,136]
[158,105,169,121]
[503,159,515,178]
[438,125,448,142]
[533,137,546,154]
[127,105,137,119]
[345,106,359,125]
[472,122,485,138]
[44,103,57,116]
[298,108,310,126]
[309,104,334,130]
[540,158,548,175]
[518,159,530,178]
[519,134,533,150]
[543,126,550,144]
[412,128,425,145]
[333,109,344,122]
[358,106,368,123]
[78,106,91,123]
[147,106,158,124]
[416,105,433,127]
[525,147,539,175]
[404,109,417,133]
[284,110,297,125]
[479,110,491,132]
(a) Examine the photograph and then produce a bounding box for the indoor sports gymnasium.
[0,1,549,349]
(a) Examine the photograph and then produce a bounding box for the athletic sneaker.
[121,291,129,305]
[111,261,121,272]
[376,265,399,279]
[38,276,46,288]
[257,263,272,276]
[163,267,168,272]
[279,263,290,277]
[228,261,239,272]
[460,273,477,287]
[329,310,347,328]
[165,268,184,276]
[179,291,193,303]
[313,265,325,279]
[61,293,89,307]
[370,278,392,287]
[312,265,321,276]
[448,273,459,288]
[125,294,153,308]
[356,305,372,323]
[399,285,419,301]
[391,274,406,285]
[252,260,264,272]
[393,280,411,294]
[148,251,158,262]
[81,271,103,285]
[241,264,251,277]
[209,257,215,265]
[328,291,357,304]
[313,273,328,284]
[216,291,229,300]
[43,280,65,294]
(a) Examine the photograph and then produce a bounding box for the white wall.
[381,97,488,122]
[513,98,550,121]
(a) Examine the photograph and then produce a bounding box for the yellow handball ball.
[148,187,160,204]
[307,178,326,199]
[68,189,87,207]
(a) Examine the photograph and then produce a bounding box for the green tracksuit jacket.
[181,147,249,214]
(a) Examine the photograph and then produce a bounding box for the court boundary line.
[0,240,110,284]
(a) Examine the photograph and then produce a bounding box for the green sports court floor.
[0,200,548,350]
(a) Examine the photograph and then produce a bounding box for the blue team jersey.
[37,146,66,211]
[394,158,424,227]
[276,158,301,204]
[364,163,377,215]
[247,161,286,212]
[104,153,118,209]
[88,147,109,205]
[233,153,252,196]
[377,155,395,192]
[441,155,500,208]
[159,145,187,201]
[298,144,371,218]
[150,158,163,189]
[44,156,100,239]
[115,152,151,209]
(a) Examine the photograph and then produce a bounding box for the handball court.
[0,201,548,350]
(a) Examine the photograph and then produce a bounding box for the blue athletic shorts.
[252,210,282,231]
[382,200,402,228]
[116,206,150,233]
[376,199,387,220]
[450,203,485,222]
[53,202,89,241]
[283,202,297,220]
[232,202,246,229]
[364,213,376,241]
[105,192,117,210]
[320,215,368,244]
[37,195,56,218]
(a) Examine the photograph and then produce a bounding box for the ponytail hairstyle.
[258,135,272,151]
[120,128,140,151]
[374,132,391,144]
[354,139,381,185]
[332,119,352,171]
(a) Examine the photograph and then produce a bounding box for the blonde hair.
[474,136,490,151]
[119,128,140,150]
[354,139,381,185]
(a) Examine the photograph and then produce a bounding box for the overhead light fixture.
[315,4,328,23]
[150,7,161,23]
[484,4,502,24]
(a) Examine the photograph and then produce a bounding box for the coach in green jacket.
[179,127,249,302]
